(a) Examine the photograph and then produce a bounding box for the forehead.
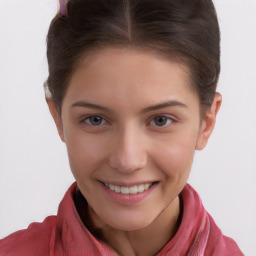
[75,47,192,85]
[63,47,199,109]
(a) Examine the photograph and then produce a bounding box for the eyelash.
[148,115,176,128]
[80,115,109,127]
[80,114,177,129]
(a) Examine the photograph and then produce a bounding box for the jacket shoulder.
[205,214,244,256]
[0,216,56,256]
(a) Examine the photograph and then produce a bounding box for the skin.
[48,48,222,256]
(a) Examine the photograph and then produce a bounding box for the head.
[46,0,222,231]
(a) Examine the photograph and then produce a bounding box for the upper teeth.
[104,182,153,195]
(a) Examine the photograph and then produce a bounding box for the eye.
[149,116,173,127]
[84,116,107,126]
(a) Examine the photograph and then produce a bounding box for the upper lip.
[99,180,158,187]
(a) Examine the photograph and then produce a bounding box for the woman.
[0,0,244,255]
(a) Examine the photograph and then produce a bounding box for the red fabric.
[0,183,243,256]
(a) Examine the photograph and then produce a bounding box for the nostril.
[108,151,147,173]
[108,133,148,172]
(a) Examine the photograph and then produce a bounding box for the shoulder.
[182,184,244,256]
[0,215,57,256]
[205,213,244,256]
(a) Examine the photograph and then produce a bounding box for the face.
[50,48,220,231]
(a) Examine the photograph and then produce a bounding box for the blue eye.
[84,116,106,126]
[150,116,172,127]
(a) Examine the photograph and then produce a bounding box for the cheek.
[152,130,198,178]
[64,131,109,178]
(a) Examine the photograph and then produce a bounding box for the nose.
[108,125,147,173]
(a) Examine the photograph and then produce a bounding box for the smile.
[103,182,154,195]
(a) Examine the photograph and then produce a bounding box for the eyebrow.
[71,100,188,113]
[140,100,188,114]
[71,101,112,113]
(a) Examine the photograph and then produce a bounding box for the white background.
[0,0,255,255]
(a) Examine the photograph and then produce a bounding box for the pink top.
[0,183,243,256]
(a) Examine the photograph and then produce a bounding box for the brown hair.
[45,0,220,114]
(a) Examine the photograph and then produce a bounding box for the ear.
[196,93,222,150]
[47,99,65,142]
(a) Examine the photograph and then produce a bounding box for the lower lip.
[100,182,158,205]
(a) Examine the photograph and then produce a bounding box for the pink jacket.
[0,183,243,255]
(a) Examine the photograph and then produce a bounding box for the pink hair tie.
[59,0,68,17]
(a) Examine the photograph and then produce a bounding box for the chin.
[103,213,154,232]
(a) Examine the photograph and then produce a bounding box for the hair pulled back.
[46,0,220,113]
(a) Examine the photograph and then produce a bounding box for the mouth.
[100,180,159,204]
[103,182,156,195]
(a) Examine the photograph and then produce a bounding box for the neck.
[74,189,182,256]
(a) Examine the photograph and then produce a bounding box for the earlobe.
[47,99,65,142]
[196,93,222,150]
